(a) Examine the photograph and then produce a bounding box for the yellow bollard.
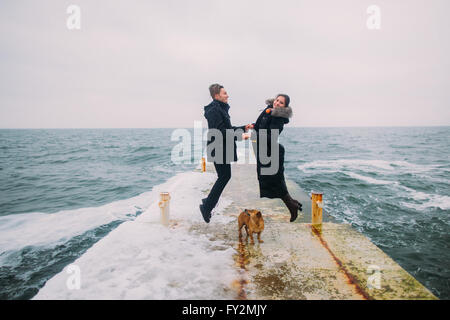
[311,191,323,233]
[201,157,206,172]
[158,192,171,226]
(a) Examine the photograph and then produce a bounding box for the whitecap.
[401,198,450,211]
[298,159,394,172]
[0,196,151,254]
[297,159,438,174]
[344,172,393,185]
[0,170,215,254]
[400,186,450,210]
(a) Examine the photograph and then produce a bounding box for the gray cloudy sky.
[1,0,449,128]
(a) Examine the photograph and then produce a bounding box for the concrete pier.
[192,163,437,300]
[34,162,437,300]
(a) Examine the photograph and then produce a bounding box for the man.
[200,84,251,223]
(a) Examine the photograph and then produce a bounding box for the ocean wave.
[298,159,394,171]
[132,146,157,153]
[0,220,123,299]
[125,153,161,164]
[344,172,393,185]
[0,169,222,255]
[400,186,450,211]
[297,159,438,174]
[32,148,90,159]
[153,164,171,172]
[0,194,150,254]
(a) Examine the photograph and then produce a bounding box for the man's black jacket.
[204,99,245,164]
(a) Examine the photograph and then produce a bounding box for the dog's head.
[244,209,263,220]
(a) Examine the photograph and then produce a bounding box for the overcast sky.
[1,0,449,128]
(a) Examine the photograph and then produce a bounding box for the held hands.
[244,124,254,132]
[242,124,254,140]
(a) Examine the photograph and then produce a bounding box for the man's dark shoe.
[199,204,211,223]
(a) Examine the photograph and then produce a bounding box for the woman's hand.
[244,124,254,132]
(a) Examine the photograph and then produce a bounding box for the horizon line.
[0,125,449,130]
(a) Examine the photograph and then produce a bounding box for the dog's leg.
[257,232,264,243]
[244,225,249,242]
[238,221,243,241]
[249,230,255,245]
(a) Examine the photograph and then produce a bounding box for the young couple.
[199,83,302,224]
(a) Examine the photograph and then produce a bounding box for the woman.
[251,94,302,222]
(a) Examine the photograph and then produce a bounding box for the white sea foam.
[297,159,450,211]
[33,170,239,299]
[345,172,393,185]
[400,186,450,211]
[0,192,155,254]
[298,159,394,172]
[297,159,437,173]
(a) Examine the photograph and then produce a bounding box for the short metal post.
[312,191,323,232]
[158,192,170,226]
[201,157,206,172]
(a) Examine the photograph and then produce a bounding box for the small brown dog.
[238,209,264,244]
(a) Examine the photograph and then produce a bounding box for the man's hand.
[244,124,254,132]
[242,133,250,140]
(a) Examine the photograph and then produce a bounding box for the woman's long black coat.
[252,105,292,199]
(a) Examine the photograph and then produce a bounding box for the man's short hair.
[209,84,223,99]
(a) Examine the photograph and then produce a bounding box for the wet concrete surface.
[190,163,437,300]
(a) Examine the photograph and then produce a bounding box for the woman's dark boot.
[282,193,301,222]
[293,199,303,212]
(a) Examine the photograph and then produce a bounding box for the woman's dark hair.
[277,94,290,107]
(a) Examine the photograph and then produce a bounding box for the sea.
[0,127,449,299]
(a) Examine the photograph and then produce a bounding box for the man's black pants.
[202,163,231,212]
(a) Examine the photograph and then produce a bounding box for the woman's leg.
[278,144,302,221]
[281,192,302,222]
